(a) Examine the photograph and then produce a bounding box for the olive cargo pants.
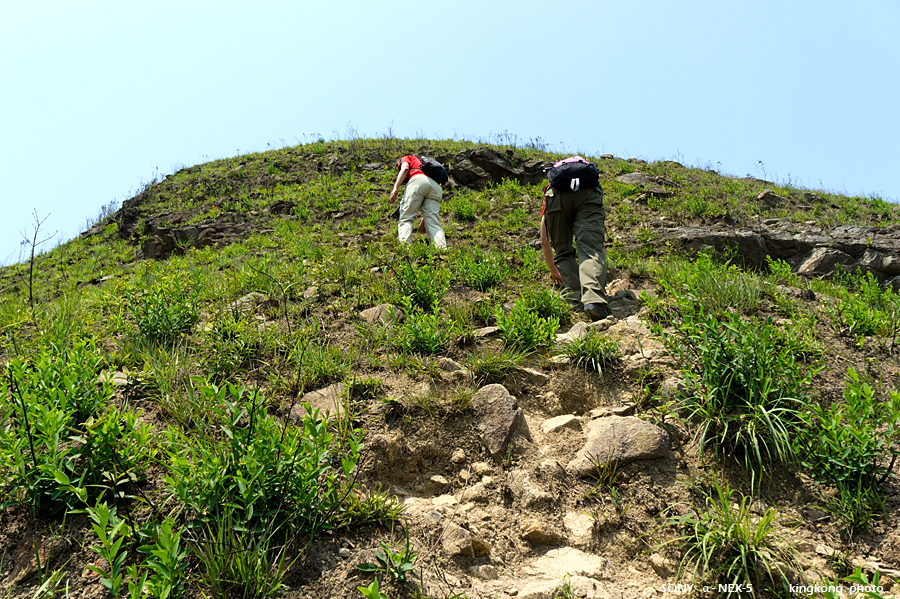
[543,185,607,305]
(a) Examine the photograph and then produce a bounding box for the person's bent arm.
[390,163,410,203]
[540,215,564,285]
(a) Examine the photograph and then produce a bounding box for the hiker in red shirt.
[390,155,447,249]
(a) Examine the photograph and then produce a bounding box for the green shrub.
[661,481,802,593]
[131,277,200,344]
[0,342,151,513]
[453,249,508,292]
[827,270,900,342]
[165,380,362,537]
[797,368,900,489]
[518,287,571,326]
[662,308,818,474]
[72,406,157,503]
[447,194,477,222]
[555,330,620,375]
[496,300,559,352]
[199,312,264,382]
[395,308,449,356]
[796,368,900,530]
[19,338,111,424]
[392,258,449,312]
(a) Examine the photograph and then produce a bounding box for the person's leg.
[573,188,608,306]
[420,178,447,249]
[544,188,581,302]
[398,176,428,245]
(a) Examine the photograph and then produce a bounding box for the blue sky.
[2,1,898,264]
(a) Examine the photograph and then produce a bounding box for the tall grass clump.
[555,329,620,375]
[452,248,508,291]
[466,347,526,384]
[661,306,819,475]
[661,481,802,594]
[652,252,763,318]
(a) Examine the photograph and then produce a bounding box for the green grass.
[661,480,803,595]
[660,306,819,478]
[2,135,900,595]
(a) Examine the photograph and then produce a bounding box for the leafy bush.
[72,406,156,503]
[0,342,152,513]
[555,330,620,375]
[662,481,802,592]
[518,287,572,325]
[17,338,111,424]
[797,368,900,489]
[496,300,559,352]
[395,308,449,356]
[827,270,900,342]
[796,368,900,530]
[199,311,263,382]
[661,307,818,473]
[139,519,188,599]
[447,194,477,222]
[392,258,449,312]
[165,380,362,537]
[131,277,200,344]
[453,248,508,292]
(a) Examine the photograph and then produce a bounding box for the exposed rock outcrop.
[450,147,546,188]
[661,221,900,279]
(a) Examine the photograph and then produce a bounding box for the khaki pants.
[544,185,607,305]
[399,175,446,249]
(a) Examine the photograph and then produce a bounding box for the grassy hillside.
[1,137,900,598]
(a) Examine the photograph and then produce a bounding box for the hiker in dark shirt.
[539,157,609,320]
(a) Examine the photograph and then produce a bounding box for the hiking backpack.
[417,155,450,184]
[546,156,600,192]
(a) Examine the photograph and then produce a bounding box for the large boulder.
[472,384,527,458]
[567,416,669,477]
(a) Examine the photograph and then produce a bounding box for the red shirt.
[398,155,425,181]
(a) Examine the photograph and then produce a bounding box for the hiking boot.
[583,302,610,322]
